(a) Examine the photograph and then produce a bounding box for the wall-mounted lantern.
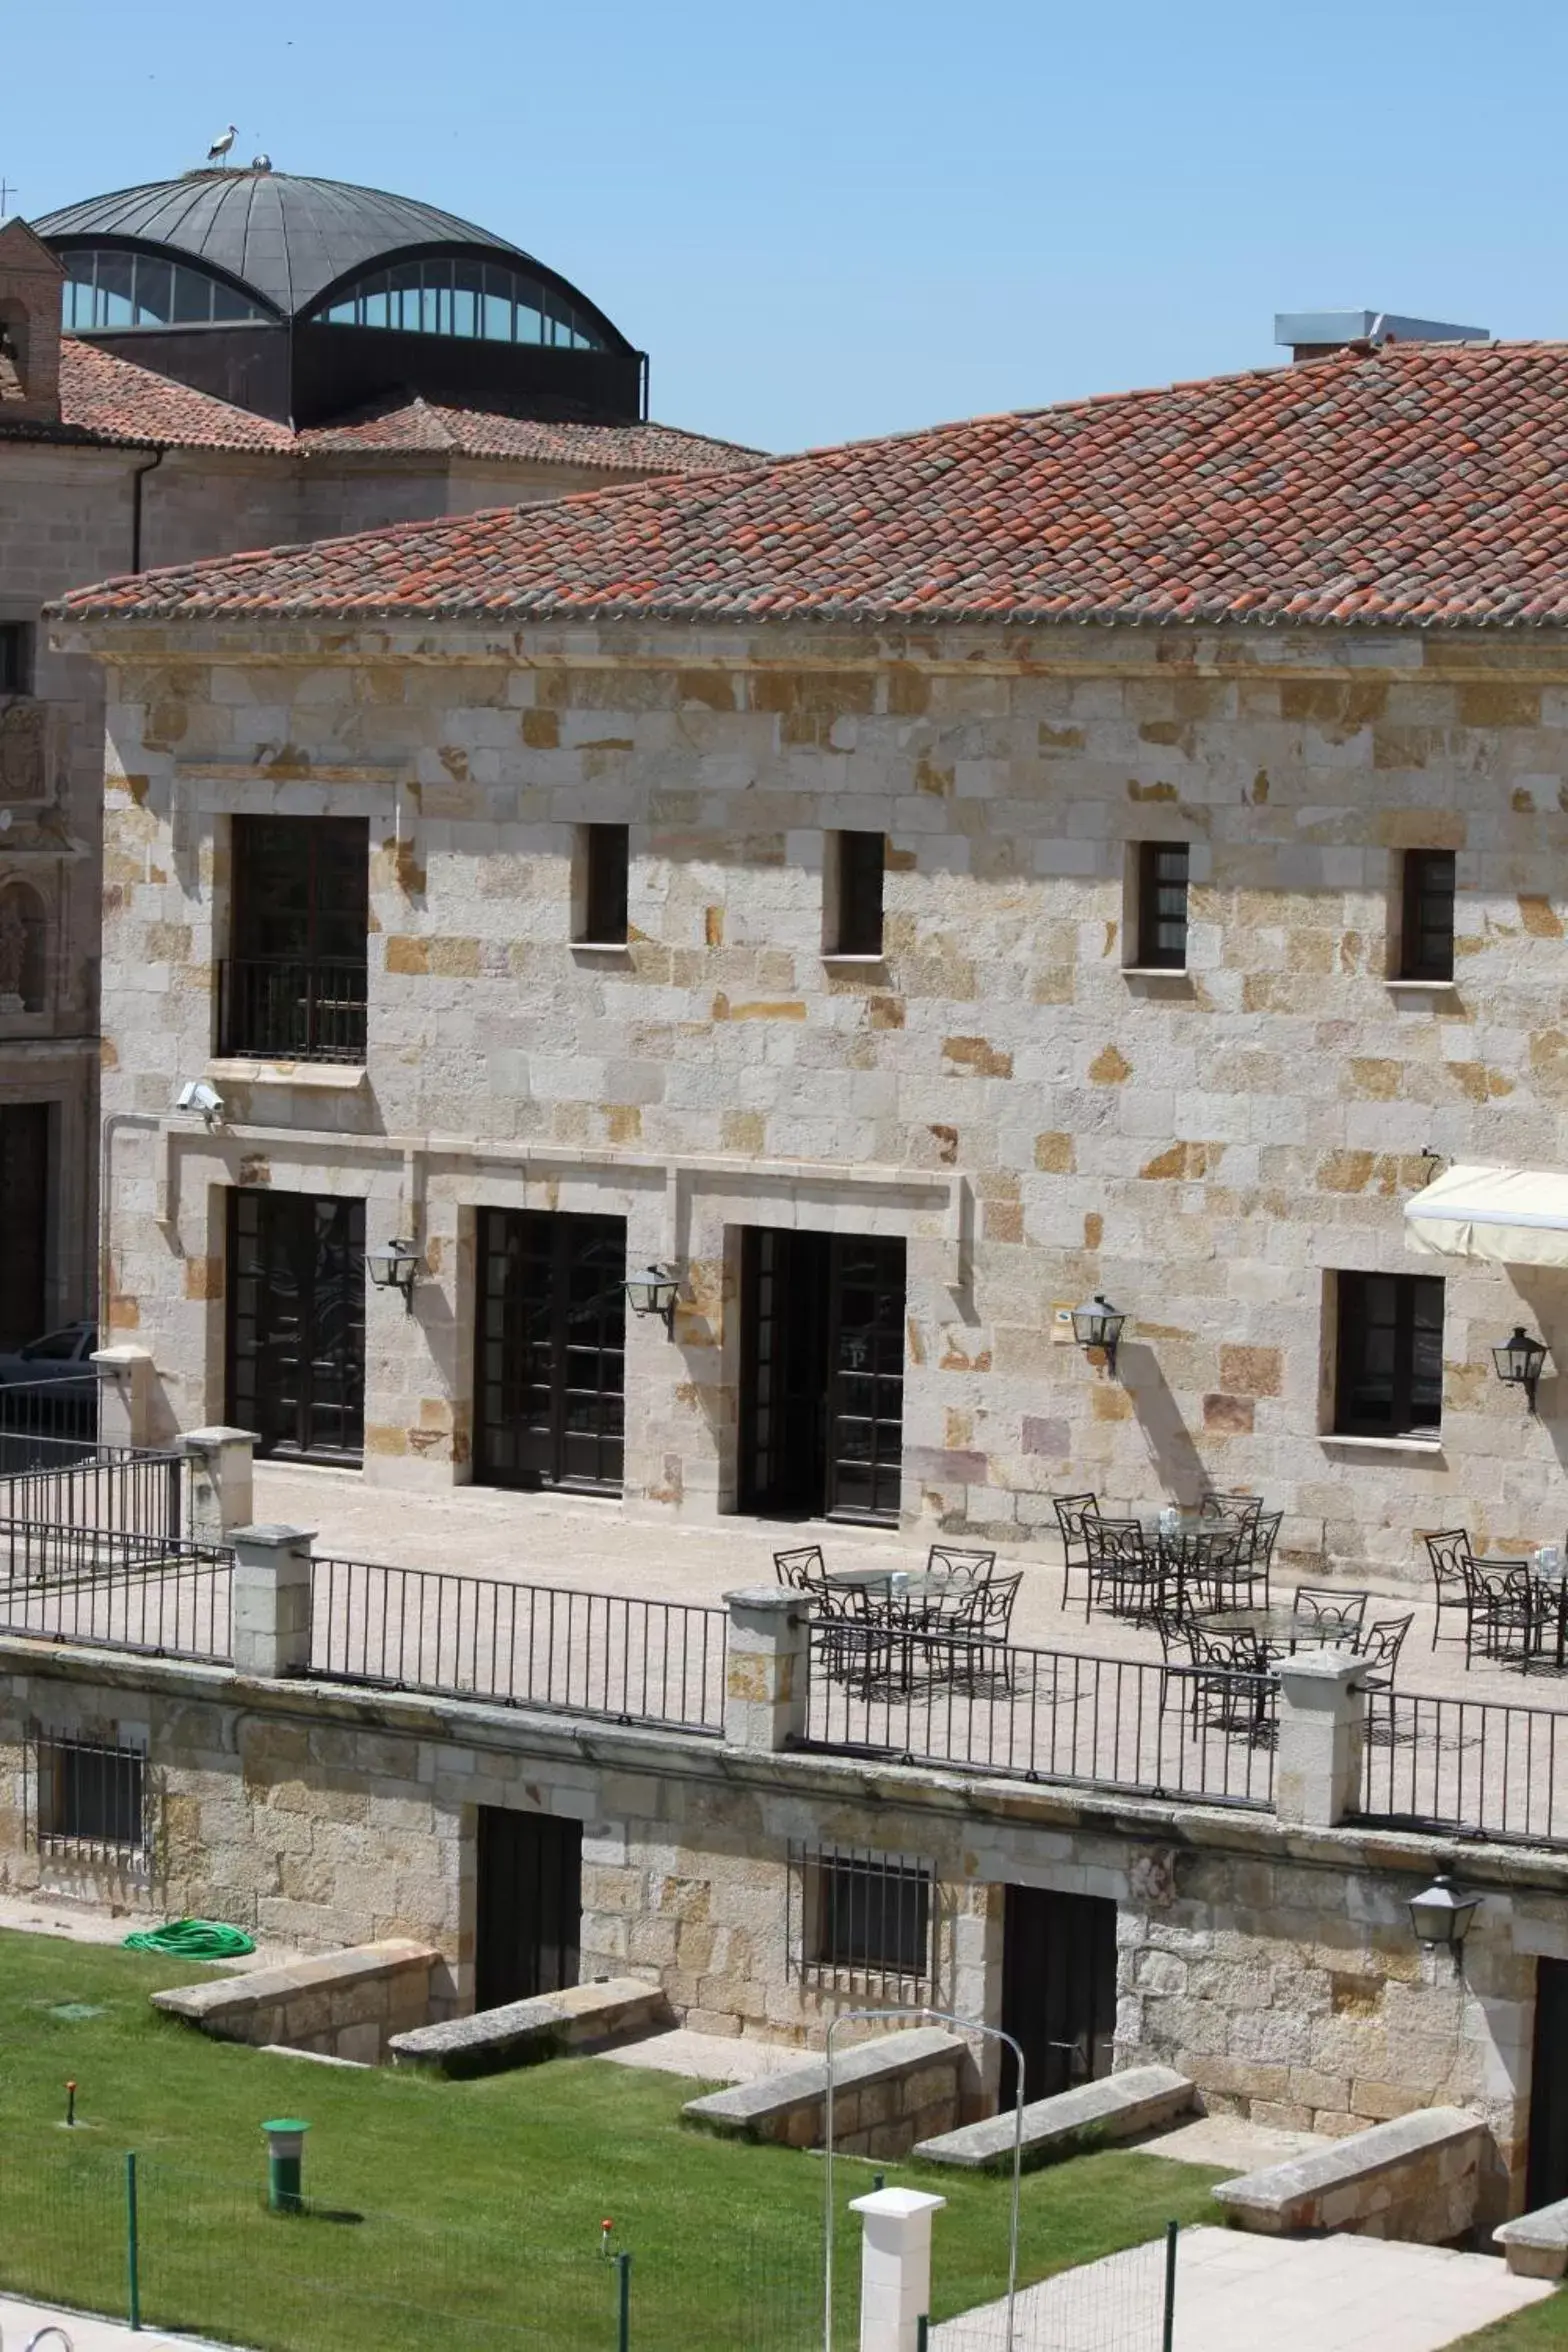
[1070,1293,1128,1380]
[624,1263,680,1337]
[366,1238,421,1314]
[1408,1872,1480,1968]
[1492,1326,1548,1416]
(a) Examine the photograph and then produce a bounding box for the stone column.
[723,1587,810,1751]
[1274,1652,1369,1828]
[848,2186,947,2352]
[231,1524,315,1679]
[90,1344,155,1449]
[181,1426,256,1542]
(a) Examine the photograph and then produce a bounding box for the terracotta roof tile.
[58,342,1568,632]
[48,337,296,451]
[293,395,762,473]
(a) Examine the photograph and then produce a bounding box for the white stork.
[206,124,237,166]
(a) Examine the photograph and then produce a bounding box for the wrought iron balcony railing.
[217,957,368,1064]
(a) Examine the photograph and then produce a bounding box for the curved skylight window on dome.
[61,248,271,331]
[310,256,608,350]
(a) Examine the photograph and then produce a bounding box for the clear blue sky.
[7,0,1565,455]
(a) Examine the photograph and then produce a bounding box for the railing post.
[1274,1653,1369,1828]
[180,1426,256,1541]
[231,1524,316,1679]
[848,2187,946,2352]
[722,1587,811,1752]
[91,1345,156,1449]
[125,2149,141,2331]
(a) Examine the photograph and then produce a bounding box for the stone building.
[0,168,758,1344]
[53,334,1568,1583]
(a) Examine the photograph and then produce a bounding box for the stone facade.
[2,1629,1562,2218]
[67,615,1568,1577]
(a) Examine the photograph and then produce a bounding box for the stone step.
[914,2063,1195,2171]
[682,2025,966,2160]
[1213,2105,1488,2242]
[150,1937,438,2065]
[388,1975,668,2078]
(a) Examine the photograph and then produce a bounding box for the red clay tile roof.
[49,337,296,451]
[293,395,761,473]
[59,341,1568,630]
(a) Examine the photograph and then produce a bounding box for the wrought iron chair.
[1053,1492,1101,1616]
[1187,1523,1260,1615]
[1423,1528,1476,1650]
[1357,1611,1415,1691]
[926,1543,997,1586]
[1465,1562,1540,1669]
[945,1570,1022,1688]
[1200,1490,1264,1529]
[1085,1517,1164,1624]
[1184,1619,1271,1738]
[774,1545,828,1591]
[1291,1585,1369,1640]
[1150,1601,1195,1712]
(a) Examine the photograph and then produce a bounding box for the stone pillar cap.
[1274,1651,1368,1689]
[849,2187,947,2219]
[90,1344,154,1366]
[724,1585,809,1613]
[181,1426,257,1448]
[231,1523,317,1546]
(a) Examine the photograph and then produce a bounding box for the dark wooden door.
[0,1103,49,1345]
[999,1886,1118,2109]
[1529,1958,1568,2207]
[475,1806,582,2009]
[825,1235,906,1523]
[474,1209,626,1492]
[226,1189,365,1460]
[739,1229,905,1524]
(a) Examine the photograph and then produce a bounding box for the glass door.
[227,1190,365,1460]
[474,1209,626,1492]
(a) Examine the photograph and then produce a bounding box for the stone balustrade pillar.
[90,1344,155,1449]
[181,1426,256,1542]
[848,2186,947,2352]
[1274,1652,1369,1828]
[722,1587,811,1751]
[231,1524,315,1679]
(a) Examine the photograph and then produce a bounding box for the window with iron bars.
[26,1727,149,1869]
[786,1842,936,1998]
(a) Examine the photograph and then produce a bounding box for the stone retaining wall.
[1214,2106,1488,2244]
[151,1938,438,2062]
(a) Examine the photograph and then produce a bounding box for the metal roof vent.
[1275,310,1490,363]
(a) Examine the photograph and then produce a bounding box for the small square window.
[826,830,885,955]
[788,1841,934,1993]
[0,622,34,697]
[30,1729,147,1864]
[1399,850,1456,981]
[1134,842,1189,969]
[1332,1270,1444,1437]
[578,824,630,945]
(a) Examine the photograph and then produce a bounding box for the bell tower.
[0,217,64,423]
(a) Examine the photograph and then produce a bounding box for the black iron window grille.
[26,1726,149,1868]
[1334,1270,1445,1438]
[787,1841,935,1996]
[1400,849,1457,981]
[828,832,886,956]
[1135,841,1189,969]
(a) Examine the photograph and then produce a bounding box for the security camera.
[175,1078,226,1126]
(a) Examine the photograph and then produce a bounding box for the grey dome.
[33,169,536,318]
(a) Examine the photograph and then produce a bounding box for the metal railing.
[0,1375,98,1472]
[1357,1691,1568,1844]
[217,956,368,1063]
[802,1627,1277,1809]
[0,1440,185,1540]
[309,1556,727,1734]
[0,1521,231,1664]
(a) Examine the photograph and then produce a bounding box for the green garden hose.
[123,1920,256,1960]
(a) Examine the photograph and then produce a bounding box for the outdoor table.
[820,1565,976,1688]
[1195,1605,1355,1666]
[822,1566,957,1595]
[1134,1514,1250,1610]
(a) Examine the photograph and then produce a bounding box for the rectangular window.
[0,622,33,697]
[827,830,885,956]
[788,1842,934,1993]
[1135,841,1189,969]
[1333,1271,1444,1437]
[30,1730,147,1864]
[1400,849,1456,981]
[222,816,369,1062]
[579,824,630,945]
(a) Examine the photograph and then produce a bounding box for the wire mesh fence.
[933,2231,1173,2352]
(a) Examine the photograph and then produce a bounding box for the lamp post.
[1408,1873,1480,1970]
[624,1263,680,1337]
[1492,1326,1548,1416]
[366,1237,421,1314]
[1070,1293,1128,1379]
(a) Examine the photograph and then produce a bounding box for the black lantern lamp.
[1408,1873,1480,1968]
[1070,1293,1127,1379]
[1492,1326,1548,1416]
[624,1264,680,1336]
[366,1238,421,1314]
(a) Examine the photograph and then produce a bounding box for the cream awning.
[1404,1163,1568,1267]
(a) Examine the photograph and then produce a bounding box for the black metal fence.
[218,956,368,1063]
[0,1374,98,1472]
[309,1556,726,1734]
[1357,1691,1568,1844]
[0,1522,231,1664]
[802,1627,1277,1809]
[0,1439,185,1540]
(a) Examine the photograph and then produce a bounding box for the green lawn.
[0,1930,1223,2350]
[1460,2300,1568,2346]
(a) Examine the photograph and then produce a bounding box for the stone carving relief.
[0,880,46,1012]
[0,699,53,803]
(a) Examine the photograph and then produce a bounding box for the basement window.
[788,1841,934,1995]
[28,1728,148,1867]
[825,830,885,956]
